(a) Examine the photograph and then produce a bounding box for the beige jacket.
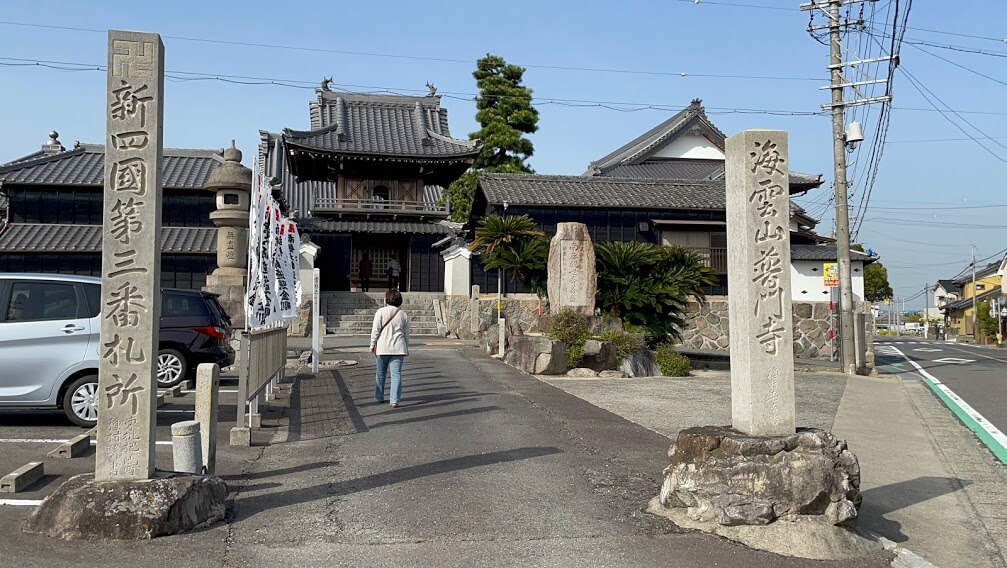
[370,305,410,355]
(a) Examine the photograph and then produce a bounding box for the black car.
[82,284,235,387]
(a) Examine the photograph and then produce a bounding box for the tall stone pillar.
[96,30,164,482]
[203,142,252,329]
[725,130,795,436]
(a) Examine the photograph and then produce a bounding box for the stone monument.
[203,141,252,330]
[649,131,867,560]
[96,29,166,482]
[27,30,226,541]
[726,130,796,436]
[547,222,596,315]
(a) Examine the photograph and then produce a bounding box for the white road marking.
[160,410,194,414]
[932,357,976,364]
[913,348,943,353]
[0,499,43,506]
[180,389,237,394]
[0,438,171,446]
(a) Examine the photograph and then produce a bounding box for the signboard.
[823,262,839,288]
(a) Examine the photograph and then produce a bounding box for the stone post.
[194,363,219,474]
[203,142,252,330]
[96,30,164,482]
[725,130,795,436]
[170,420,202,474]
[547,222,597,315]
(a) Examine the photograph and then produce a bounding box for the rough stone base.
[659,426,861,527]
[647,498,882,561]
[25,473,227,540]
[503,336,567,375]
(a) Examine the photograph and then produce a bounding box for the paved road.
[874,337,1007,463]
[1,350,893,567]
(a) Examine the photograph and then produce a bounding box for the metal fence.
[235,324,288,429]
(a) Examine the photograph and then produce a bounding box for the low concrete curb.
[879,536,940,568]
[167,384,184,398]
[47,434,90,459]
[0,462,44,493]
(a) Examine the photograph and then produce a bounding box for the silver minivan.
[0,274,100,426]
[0,273,233,427]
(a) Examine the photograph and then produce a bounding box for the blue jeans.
[375,355,404,404]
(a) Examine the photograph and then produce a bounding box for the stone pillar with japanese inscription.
[203,142,252,330]
[725,130,795,437]
[96,30,164,481]
[547,222,596,316]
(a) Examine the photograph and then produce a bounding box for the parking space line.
[1,438,172,445]
[888,345,1007,464]
[0,499,42,506]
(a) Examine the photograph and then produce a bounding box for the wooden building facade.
[259,86,480,292]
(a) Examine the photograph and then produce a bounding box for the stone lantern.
[203,141,252,329]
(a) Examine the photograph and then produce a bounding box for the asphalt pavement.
[3,339,1004,567]
[874,337,1007,460]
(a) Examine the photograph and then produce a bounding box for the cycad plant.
[595,241,717,344]
[470,214,548,296]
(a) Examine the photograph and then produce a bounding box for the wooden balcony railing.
[313,197,448,215]
[685,247,728,274]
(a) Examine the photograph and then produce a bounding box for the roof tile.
[0,145,223,189]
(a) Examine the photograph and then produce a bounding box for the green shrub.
[547,309,590,368]
[655,343,691,377]
[599,330,648,364]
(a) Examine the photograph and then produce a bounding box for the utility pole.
[972,244,978,341]
[801,0,890,374]
[924,283,929,339]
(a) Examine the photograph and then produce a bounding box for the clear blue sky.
[1,1,1005,310]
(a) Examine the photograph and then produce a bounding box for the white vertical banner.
[263,200,281,326]
[244,168,264,329]
[277,216,297,321]
[290,222,303,309]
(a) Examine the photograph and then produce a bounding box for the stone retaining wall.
[442,292,873,364]
[677,296,873,362]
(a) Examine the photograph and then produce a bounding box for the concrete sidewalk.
[540,370,1007,568]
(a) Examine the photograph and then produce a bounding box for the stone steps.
[322,292,444,337]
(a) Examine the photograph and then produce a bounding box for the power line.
[0,56,833,116]
[0,20,822,82]
[908,43,1007,88]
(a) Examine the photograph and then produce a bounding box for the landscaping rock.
[567,367,599,378]
[658,426,861,527]
[504,336,567,375]
[25,473,227,540]
[581,339,616,371]
[619,350,662,377]
[598,370,627,378]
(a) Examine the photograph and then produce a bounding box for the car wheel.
[63,374,99,427]
[157,349,188,387]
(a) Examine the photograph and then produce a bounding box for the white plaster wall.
[651,134,725,160]
[790,260,864,302]
[443,255,470,296]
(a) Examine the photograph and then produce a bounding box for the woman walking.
[370,289,410,408]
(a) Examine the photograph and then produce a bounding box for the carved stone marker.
[96,30,164,481]
[725,130,795,437]
[547,222,596,315]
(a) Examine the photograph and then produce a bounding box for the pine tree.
[446,54,539,222]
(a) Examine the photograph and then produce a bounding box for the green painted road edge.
[888,346,1007,465]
